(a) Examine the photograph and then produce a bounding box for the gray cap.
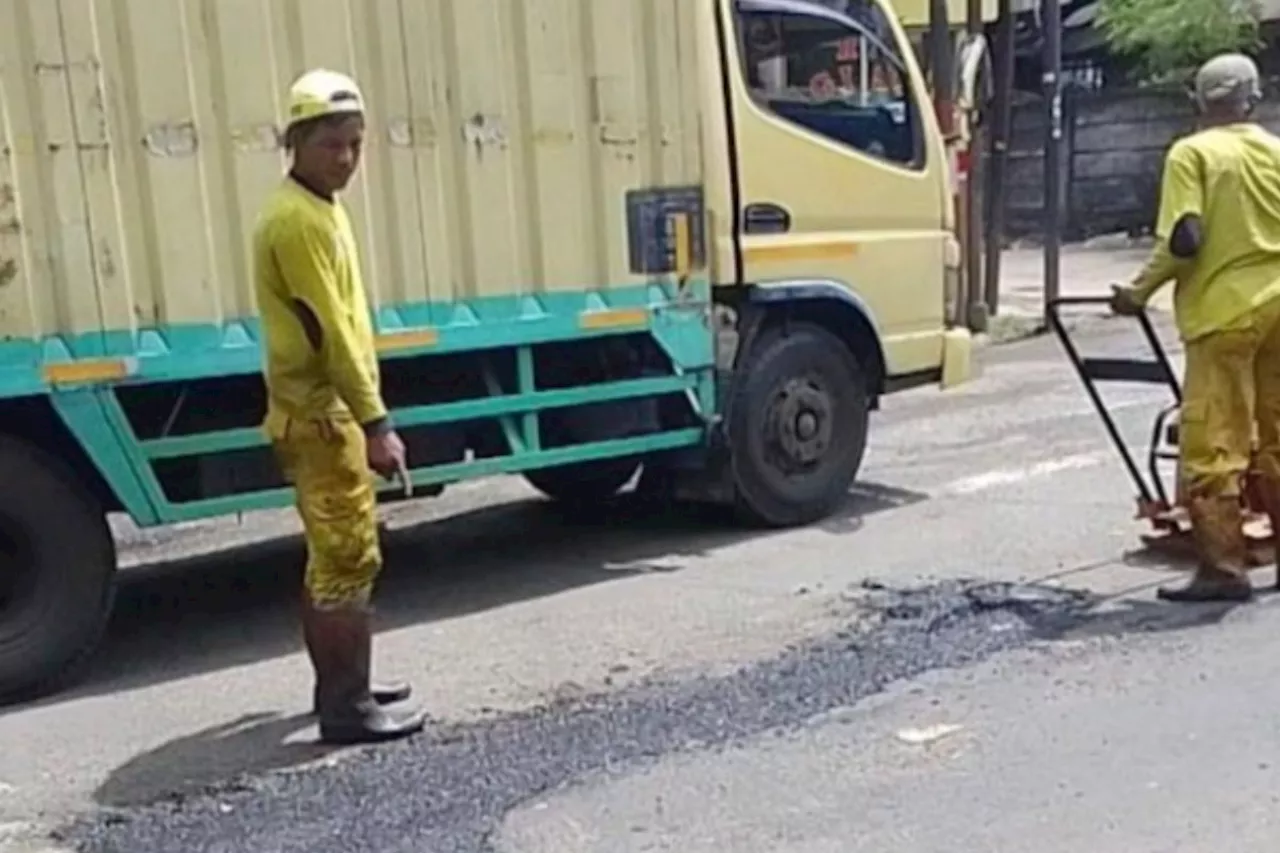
[1194,53,1262,107]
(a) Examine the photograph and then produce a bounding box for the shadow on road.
[1044,593,1251,642]
[1028,555,1274,643]
[93,711,323,808]
[15,480,926,716]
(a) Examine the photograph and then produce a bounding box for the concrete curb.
[985,313,1047,345]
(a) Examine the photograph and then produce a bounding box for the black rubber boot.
[1156,571,1254,602]
[1157,496,1254,603]
[1254,475,1280,591]
[302,591,412,716]
[303,602,426,745]
[311,680,411,718]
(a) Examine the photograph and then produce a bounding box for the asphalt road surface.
[4,309,1275,852]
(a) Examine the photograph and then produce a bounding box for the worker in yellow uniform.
[1111,53,1280,603]
[253,69,426,743]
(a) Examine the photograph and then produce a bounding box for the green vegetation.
[1097,0,1263,81]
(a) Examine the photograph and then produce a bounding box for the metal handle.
[1046,292,1182,508]
[743,202,791,235]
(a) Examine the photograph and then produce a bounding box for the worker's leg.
[273,421,412,716]
[1162,327,1257,602]
[274,416,425,744]
[302,594,409,715]
[1251,298,1280,590]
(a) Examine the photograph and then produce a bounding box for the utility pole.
[929,0,958,325]
[963,0,986,332]
[983,0,1014,318]
[1042,0,1063,327]
[929,0,954,138]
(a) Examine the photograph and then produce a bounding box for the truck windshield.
[734,0,920,165]
[736,0,904,71]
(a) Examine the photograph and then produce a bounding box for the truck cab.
[710,0,963,377]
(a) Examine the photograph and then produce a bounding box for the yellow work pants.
[1180,297,1280,500]
[268,413,382,609]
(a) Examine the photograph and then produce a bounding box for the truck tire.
[524,458,641,507]
[729,322,870,527]
[0,436,116,705]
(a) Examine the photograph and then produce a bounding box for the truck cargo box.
[0,0,703,378]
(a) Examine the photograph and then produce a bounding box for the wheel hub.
[766,378,833,471]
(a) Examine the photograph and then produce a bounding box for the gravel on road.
[58,578,1128,853]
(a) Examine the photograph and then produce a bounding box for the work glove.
[1109,283,1143,317]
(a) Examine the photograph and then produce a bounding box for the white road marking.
[937,451,1109,496]
[896,723,964,745]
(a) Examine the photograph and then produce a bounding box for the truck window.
[734,0,923,170]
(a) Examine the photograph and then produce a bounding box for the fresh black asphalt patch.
[59,578,1172,853]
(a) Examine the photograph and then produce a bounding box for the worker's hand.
[367,429,408,483]
[1109,283,1143,317]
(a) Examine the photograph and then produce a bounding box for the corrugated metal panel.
[0,0,703,346]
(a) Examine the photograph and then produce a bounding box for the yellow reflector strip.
[671,212,692,278]
[743,242,857,264]
[578,307,649,330]
[375,329,440,353]
[43,358,132,385]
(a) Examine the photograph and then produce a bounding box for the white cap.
[1194,53,1262,108]
[285,69,365,130]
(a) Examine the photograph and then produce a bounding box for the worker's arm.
[272,221,389,433]
[1130,143,1204,305]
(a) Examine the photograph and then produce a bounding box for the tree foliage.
[1097,0,1263,81]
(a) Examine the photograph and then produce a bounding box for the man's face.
[293,114,365,194]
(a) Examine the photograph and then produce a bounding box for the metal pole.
[963,0,986,331]
[929,0,958,325]
[1042,0,1063,326]
[983,0,1014,317]
[930,0,954,139]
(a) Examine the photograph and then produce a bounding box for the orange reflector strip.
[743,242,857,264]
[578,307,649,330]
[42,358,132,385]
[375,329,440,353]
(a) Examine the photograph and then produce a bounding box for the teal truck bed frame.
[0,187,904,705]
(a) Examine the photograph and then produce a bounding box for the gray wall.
[1000,85,1280,240]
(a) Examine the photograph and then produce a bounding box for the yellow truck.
[0,0,973,703]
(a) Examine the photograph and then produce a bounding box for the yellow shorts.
[268,413,381,608]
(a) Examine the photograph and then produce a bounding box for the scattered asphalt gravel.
[60,579,1102,853]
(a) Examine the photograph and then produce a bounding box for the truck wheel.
[524,458,641,507]
[0,436,116,705]
[729,322,870,527]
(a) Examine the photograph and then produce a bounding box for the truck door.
[720,0,953,377]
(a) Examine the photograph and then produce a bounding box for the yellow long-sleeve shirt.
[1132,123,1280,342]
[253,177,387,431]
